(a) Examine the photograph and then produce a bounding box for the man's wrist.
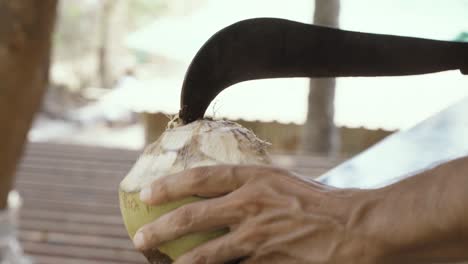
[352,158,468,263]
[341,188,391,263]
[307,187,390,263]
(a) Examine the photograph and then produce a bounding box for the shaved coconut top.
[120,120,271,192]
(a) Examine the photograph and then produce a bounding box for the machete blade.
[179,17,468,124]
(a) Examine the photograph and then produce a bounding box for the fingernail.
[133,231,145,249]
[140,187,152,202]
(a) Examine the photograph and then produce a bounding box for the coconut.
[119,119,271,263]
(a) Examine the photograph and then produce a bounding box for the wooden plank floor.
[15,142,344,263]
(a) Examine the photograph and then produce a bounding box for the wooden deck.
[15,142,344,263]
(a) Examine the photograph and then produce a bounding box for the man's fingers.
[140,165,263,205]
[133,195,240,251]
[174,232,251,264]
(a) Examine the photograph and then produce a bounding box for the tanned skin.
[133,157,468,263]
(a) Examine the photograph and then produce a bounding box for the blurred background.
[31,0,468,156]
[3,0,468,263]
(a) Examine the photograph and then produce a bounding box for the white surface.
[318,96,468,188]
[335,71,468,130]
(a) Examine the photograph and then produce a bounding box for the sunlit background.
[30,0,468,151]
[6,1,468,263]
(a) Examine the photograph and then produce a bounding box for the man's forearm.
[362,157,468,263]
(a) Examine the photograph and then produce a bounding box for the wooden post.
[0,0,58,209]
[302,0,341,155]
[98,0,118,88]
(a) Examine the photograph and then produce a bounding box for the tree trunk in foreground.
[302,0,340,155]
[0,0,58,209]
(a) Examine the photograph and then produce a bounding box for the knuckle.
[172,205,195,229]
[245,166,290,189]
[181,246,210,264]
[242,166,276,184]
[232,190,265,217]
[260,166,287,178]
[229,165,241,177]
[192,254,208,264]
[226,165,245,188]
[240,199,264,216]
[137,225,150,237]
[190,241,222,264]
[236,227,265,252]
[151,181,169,201]
[188,167,210,187]
[137,226,157,246]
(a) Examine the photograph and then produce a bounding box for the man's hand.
[132,157,468,263]
[132,166,379,263]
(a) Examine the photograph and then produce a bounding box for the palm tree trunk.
[0,0,57,209]
[302,0,340,155]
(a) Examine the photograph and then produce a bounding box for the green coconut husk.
[119,119,271,263]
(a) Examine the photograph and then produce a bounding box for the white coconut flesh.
[120,119,271,193]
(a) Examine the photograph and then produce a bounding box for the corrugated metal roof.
[86,70,468,130]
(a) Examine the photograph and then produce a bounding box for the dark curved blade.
[179,17,468,124]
